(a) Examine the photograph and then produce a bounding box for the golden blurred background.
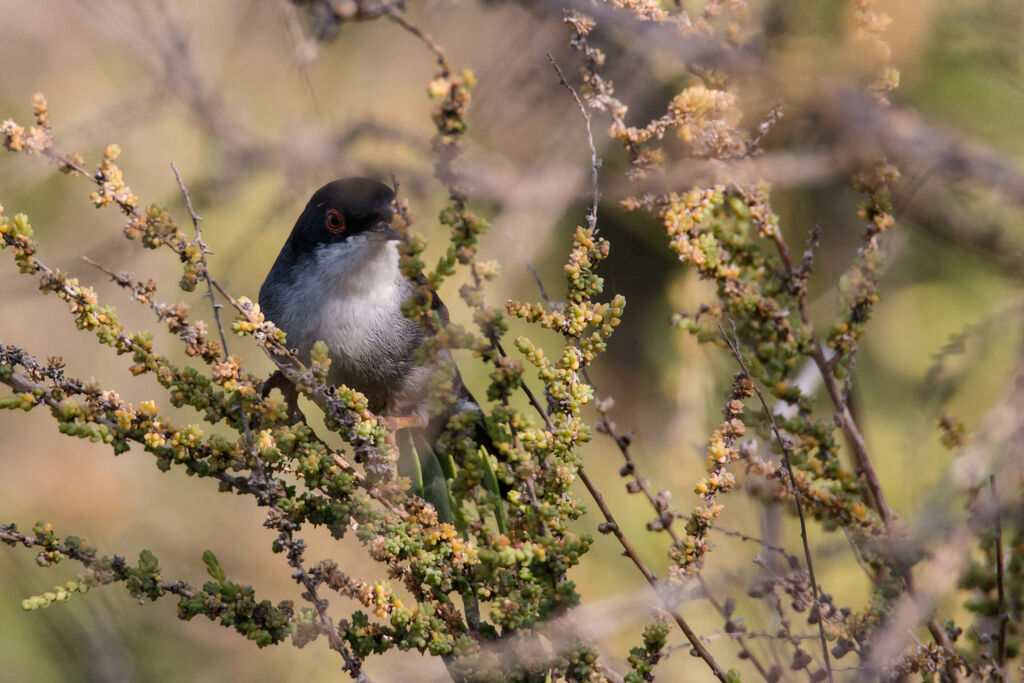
[1,0,1022,680]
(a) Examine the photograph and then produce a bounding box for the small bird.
[258,178,495,513]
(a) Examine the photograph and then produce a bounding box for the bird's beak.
[368,220,399,241]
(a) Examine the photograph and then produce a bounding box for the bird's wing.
[410,274,510,505]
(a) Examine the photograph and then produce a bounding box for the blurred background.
[1,0,1023,680]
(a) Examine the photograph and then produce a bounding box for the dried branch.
[899,185,1024,283]
[575,467,730,682]
[385,7,451,77]
[771,214,958,674]
[592,392,774,680]
[491,337,730,680]
[770,231,893,531]
[720,323,834,683]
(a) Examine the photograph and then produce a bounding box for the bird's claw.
[260,369,305,423]
[380,415,427,454]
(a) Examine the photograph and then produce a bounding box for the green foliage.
[1,1,1022,681]
[625,620,670,683]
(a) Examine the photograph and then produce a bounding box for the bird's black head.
[285,177,396,255]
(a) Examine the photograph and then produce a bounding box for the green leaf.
[202,549,226,582]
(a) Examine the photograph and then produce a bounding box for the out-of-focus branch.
[608,150,843,198]
[171,161,269,491]
[385,7,451,77]
[861,525,973,680]
[550,0,1024,223]
[815,91,1024,207]
[898,185,1024,282]
[61,0,427,205]
[291,0,406,40]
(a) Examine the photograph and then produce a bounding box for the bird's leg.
[260,369,306,423]
[381,415,429,431]
[380,415,429,456]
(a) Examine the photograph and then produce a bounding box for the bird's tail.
[401,395,508,534]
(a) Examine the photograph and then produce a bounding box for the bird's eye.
[325,209,346,233]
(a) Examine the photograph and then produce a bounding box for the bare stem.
[575,466,729,682]
[514,53,735,681]
[547,54,601,232]
[590,382,773,679]
[386,9,451,77]
[771,232,893,528]
[495,336,728,679]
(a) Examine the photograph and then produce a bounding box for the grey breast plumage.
[259,234,427,416]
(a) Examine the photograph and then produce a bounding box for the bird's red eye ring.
[325,209,346,233]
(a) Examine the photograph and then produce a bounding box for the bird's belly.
[310,292,416,412]
[317,294,392,364]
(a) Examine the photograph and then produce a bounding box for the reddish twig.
[772,228,958,671]
[591,390,774,680]
[493,336,729,679]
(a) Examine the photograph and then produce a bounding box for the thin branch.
[712,523,800,566]
[592,390,774,679]
[0,524,195,599]
[167,164,368,676]
[282,530,369,681]
[575,466,730,682]
[38,134,398,502]
[991,475,1008,675]
[0,361,259,498]
[502,225,557,309]
[276,0,322,119]
[720,323,834,683]
[170,162,222,351]
[385,8,451,77]
[498,54,730,680]
[771,227,890,520]
[899,185,1024,283]
[495,334,728,680]
[547,54,601,233]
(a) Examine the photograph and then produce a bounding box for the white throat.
[286,236,404,365]
[313,236,401,299]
